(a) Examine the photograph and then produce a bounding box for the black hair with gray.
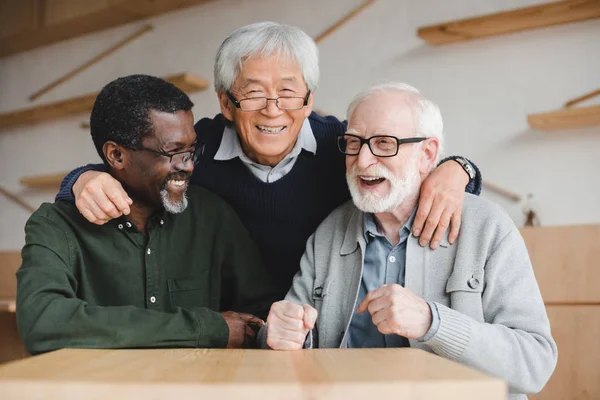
[90,74,193,164]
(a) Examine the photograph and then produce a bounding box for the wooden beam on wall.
[0,186,36,213]
[482,181,521,202]
[314,0,376,44]
[0,73,209,132]
[564,88,600,108]
[417,0,600,45]
[528,105,600,131]
[29,24,154,101]
[0,0,215,58]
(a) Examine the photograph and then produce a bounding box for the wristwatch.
[453,156,475,182]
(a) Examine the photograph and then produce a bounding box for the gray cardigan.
[261,194,557,398]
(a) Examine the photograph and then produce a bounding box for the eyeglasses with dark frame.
[226,90,311,112]
[337,133,427,157]
[136,146,200,166]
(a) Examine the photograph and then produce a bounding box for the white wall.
[1,0,599,250]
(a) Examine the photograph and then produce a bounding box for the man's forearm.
[17,297,229,354]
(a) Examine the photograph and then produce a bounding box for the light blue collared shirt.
[346,209,440,348]
[213,118,317,183]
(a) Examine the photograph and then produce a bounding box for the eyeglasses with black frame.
[337,133,427,157]
[226,90,311,112]
[136,146,200,166]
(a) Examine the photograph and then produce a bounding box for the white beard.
[160,187,189,214]
[346,156,420,214]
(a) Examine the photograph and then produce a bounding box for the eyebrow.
[345,128,361,135]
[238,79,264,90]
[162,140,198,152]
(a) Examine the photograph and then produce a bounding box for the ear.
[103,141,127,170]
[418,138,439,175]
[303,90,314,118]
[217,91,235,122]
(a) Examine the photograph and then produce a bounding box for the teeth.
[361,176,382,181]
[257,125,284,133]
[169,180,186,187]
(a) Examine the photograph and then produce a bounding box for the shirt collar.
[214,117,317,163]
[363,207,417,243]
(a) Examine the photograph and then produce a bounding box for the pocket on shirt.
[167,276,209,310]
[445,267,485,322]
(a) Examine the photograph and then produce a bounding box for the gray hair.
[346,82,444,160]
[214,22,319,92]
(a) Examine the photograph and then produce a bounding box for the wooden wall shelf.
[19,173,67,189]
[0,0,214,58]
[527,105,600,131]
[0,73,208,132]
[417,0,600,45]
[0,299,16,313]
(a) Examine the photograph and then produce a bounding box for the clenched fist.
[266,300,317,350]
[357,284,432,339]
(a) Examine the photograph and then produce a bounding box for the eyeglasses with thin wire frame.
[136,146,200,166]
[226,90,311,112]
[337,133,427,157]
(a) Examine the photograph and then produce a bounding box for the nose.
[355,142,377,170]
[261,98,284,117]
[173,157,194,174]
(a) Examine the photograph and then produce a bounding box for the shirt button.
[389,255,396,263]
[147,248,151,255]
[117,224,123,230]
[150,296,156,304]
[126,222,132,228]
[468,277,480,289]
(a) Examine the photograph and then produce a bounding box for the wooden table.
[0,348,506,399]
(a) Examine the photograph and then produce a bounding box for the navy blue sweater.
[58,112,481,299]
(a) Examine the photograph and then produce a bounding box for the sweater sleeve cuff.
[418,301,440,342]
[438,156,482,196]
[191,308,229,348]
[56,163,107,202]
[422,303,473,361]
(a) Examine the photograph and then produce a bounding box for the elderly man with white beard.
[259,83,558,398]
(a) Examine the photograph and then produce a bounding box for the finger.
[104,182,132,215]
[430,208,453,250]
[79,208,108,225]
[96,192,125,219]
[412,185,434,237]
[448,210,462,245]
[418,201,444,247]
[371,308,391,327]
[366,296,391,316]
[357,286,389,313]
[281,303,304,320]
[374,319,394,335]
[268,325,307,345]
[237,313,265,327]
[302,304,318,329]
[267,337,304,351]
[82,196,115,222]
[267,311,305,332]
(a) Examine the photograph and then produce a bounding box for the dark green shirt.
[17,185,277,355]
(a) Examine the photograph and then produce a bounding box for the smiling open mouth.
[256,125,286,134]
[360,176,386,186]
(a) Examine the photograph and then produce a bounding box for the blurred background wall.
[0,0,599,250]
